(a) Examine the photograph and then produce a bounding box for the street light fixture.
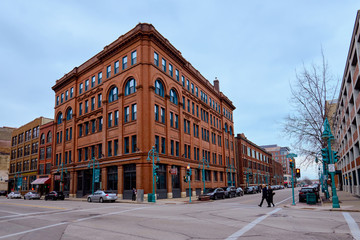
[198,157,209,193]
[57,161,68,192]
[147,146,160,202]
[286,153,297,206]
[322,118,340,208]
[88,157,100,195]
[226,164,235,186]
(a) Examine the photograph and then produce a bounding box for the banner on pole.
[94,168,100,183]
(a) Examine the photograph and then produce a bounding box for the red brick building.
[32,121,54,195]
[52,23,236,199]
[235,134,272,188]
[9,117,52,194]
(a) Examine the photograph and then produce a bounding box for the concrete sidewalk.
[284,190,360,212]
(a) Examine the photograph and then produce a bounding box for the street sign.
[94,168,100,182]
[169,168,178,175]
[54,175,61,181]
[328,164,335,173]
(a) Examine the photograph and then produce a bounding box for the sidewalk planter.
[306,193,317,205]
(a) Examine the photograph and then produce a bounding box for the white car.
[24,191,40,200]
[7,191,22,199]
[87,190,118,203]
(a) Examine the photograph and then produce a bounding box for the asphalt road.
[0,188,359,240]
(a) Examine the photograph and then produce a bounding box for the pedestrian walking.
[132,188,137,201]
[258,184,269,207]
[267,184,275,207]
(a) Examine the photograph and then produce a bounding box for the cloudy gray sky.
[0,1,358,179]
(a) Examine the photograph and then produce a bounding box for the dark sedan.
[244,186,257,194]
[222,186,237,198]
[203,188,225,200]
[45,191,65,201]
[298,187,319,202]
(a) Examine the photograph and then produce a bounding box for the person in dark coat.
[132,188,137,201]
[258,184,269,207]
[267,184,275,207]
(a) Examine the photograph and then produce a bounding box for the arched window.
[40,134,45,144]
[224,123,228,133]
[66,108,73,120]
[155,80,164,97]
[169,89,178,105]
[229,126,233,136]
[125,78,136,96]
[108,86,118,103]
[47,131,52,143]
[57,112,63,124]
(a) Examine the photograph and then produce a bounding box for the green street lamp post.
[147,146,160,202]
[245,168,251,187]
[322,118,340,208]
[198,157,209,193]
[226,164,235,186]
[286,153,297,206]
[88,157,100,195]
[57,162,68,192]
[14,172,21,191]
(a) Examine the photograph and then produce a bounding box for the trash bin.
[306,192,317,204]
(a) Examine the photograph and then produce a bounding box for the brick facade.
[235,134,272,188]
[52,23,236,199]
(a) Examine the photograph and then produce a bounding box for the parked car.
[244,186,257,194]
[0,190,7,196]
[24,191,40,200]
[7,191,22,199]
[202,188,225,200]
[87,190,118,203]
[45,191,65,200]
[298,187,319,203]
[236,187,244,196]
[222,186,237,198]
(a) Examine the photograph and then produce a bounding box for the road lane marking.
[225,208,282,240]
[0,205,122,222]
[0,202,66,210]
[0,209,22,215]
[276,196,296,205]
[343,212,360,240]
[0,206,149,239]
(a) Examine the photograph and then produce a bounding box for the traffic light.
[289,159,294,169]
[333,151,339,163]
[296,168,301,178]
[186,165,192,176]
[321,148,329,163]
[183,176,188,183]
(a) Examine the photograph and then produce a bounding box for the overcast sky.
[0,1,358,179]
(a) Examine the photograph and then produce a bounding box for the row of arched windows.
[40,131,52,144]
[109,78,137,103]
[224,123,234,135]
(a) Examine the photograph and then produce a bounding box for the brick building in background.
[0,127,15,191]
[261,144,294,177]
[334,10,360,196]
[9,117,52,193]
[52,23,236,199]
[31,121,54,195]
[235,134,272,188]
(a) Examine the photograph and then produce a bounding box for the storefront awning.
[31,178,50,185]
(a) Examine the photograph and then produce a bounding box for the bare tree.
[283,50,339,167]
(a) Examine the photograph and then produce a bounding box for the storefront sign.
[169,168,178,175]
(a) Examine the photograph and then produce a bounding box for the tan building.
[334,10,360,196]
[52,23,236,199]
[235,134,272,188]
[261,145,294,176]
[9,117,52,193]
[0,127,15,191]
